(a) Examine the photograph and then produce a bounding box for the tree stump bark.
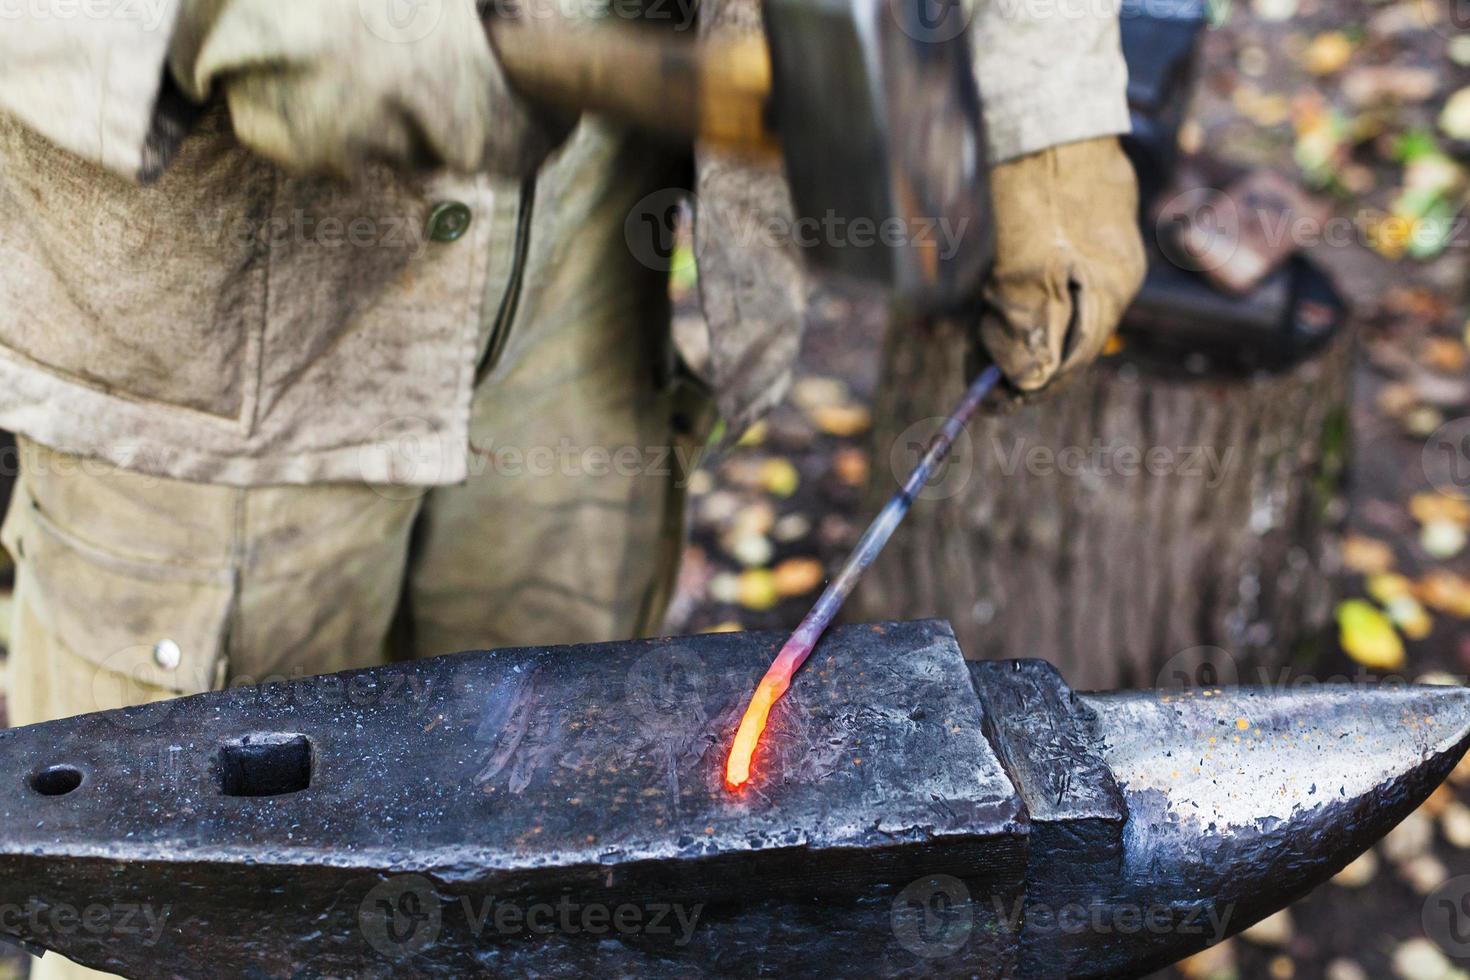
[853,317,1352,690]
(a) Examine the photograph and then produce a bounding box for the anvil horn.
[0,620,1465,979]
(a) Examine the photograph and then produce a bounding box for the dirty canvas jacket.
[0,0,1129,487]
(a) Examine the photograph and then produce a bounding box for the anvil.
[1,620,1466,978]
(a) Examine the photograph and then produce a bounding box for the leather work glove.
[979,137,1146,402]
[168,0,567,180]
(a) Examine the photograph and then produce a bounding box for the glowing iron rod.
[725,364,1004,789]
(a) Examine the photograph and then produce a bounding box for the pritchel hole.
[30,765,83,797]
[216,734,312,798]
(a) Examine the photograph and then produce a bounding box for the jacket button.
[426,201,472,243]
[153,639,182,671]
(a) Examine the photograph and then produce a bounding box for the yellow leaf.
[758,458,800,498]
[1342,535,1395,574]
[700,621,743,634]
[1304,31,1353,75]
[736,569,779,611]
[1336,599,1405,670]
[1367,572,1414,604]
[735,420,768,448]
[810,404,872,437]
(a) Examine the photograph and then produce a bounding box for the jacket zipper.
[476,175,537,384]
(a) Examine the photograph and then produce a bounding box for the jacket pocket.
[2,485,231,697]
[0,108,268,424]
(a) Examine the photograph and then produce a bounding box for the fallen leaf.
[772,557,825,597]
[1391,937,1462,980]
[736,569,779,611]
[1377,382,1420,418]
[1443,802,1470,849]
[1402,854,1449,895]
[1403,406,1446,437]
[1422,520,1467,558]
[1332,850,1379,888]
[1177,941,1236,980]
[1368,572,1414,603]
[1384,810,1435,863]
[810,404,872,438]
[832,448,870,487]
[1386,595,1434,640]
[1418,571,1470,618]
[1344,66,1439,108]
[790,376,850,412]
[728,532,774,568]
[1342,535,1395,574]
[1241,909,1294,948]
[709,572,740,604]
[730,500,776,537]
[772,512,812,543]
[1304,31,1354,75]
[1421,337,1469,374]
[1252,0,1296,22]
[1410,493,1470,527]
[700,621,742,634]
[1337,599,1406,669]
[1443,87,1470,141]
[758,458,800,498]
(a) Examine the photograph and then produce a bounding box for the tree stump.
[853,316,1353,690]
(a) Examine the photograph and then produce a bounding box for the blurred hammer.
[485,0,993,311]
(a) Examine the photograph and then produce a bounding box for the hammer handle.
[487,17,778,155]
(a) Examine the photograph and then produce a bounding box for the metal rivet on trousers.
[425,201,472,243]
[153,639,182,671]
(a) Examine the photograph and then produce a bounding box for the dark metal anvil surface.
[2,620,1468,978]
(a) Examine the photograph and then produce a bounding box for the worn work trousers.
[5,131,705,980]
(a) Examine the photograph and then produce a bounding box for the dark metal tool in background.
[3,620,1468,978]
[486,0,992,310]
[1117,0,1349,370]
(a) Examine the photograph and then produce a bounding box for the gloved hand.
[168,0,568,180]
[979,137,1146,400]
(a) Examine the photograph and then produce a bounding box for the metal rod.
[725,364,1005,788]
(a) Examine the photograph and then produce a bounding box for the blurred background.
[3,0,1470,977]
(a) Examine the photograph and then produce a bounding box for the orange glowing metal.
[724,366,1003,790]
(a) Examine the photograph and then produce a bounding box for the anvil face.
[1,620,1468,979]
